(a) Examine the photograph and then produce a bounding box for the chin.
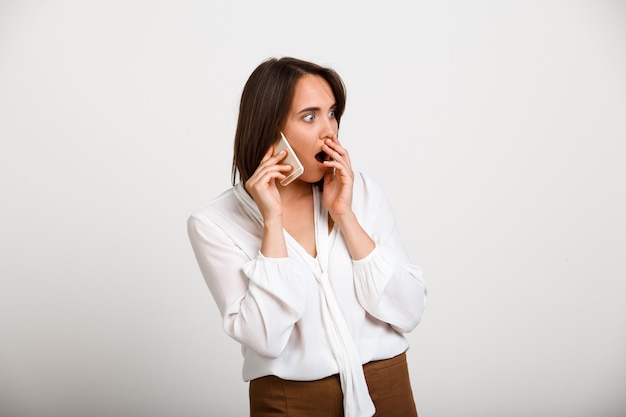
[297,176,324,185]
[298,169,325,184]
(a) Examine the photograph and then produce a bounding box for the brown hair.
[231,57,346,185]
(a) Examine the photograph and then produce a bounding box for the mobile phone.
[274,132,304,186]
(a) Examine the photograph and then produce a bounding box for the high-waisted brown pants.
[249,352,418,417]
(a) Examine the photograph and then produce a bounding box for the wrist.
[332,211,376,260]
[263,214,283,230]
[261,216,287,258]
[331,210,357,229]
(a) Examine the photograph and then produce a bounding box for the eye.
[329,109,336,119]
[303,113,315,122]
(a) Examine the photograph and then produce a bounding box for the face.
[281,74,339,184]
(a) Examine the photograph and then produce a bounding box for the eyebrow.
[297,104,337,114]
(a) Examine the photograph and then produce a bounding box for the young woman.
[188,57,426,417]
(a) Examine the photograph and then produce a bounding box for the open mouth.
[315,151,332,163]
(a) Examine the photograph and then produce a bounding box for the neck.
[278,180,312,204]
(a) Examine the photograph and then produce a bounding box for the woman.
[188,57,426,417]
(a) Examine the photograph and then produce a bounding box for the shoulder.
[188,184,261,235]
[187,185,262,259]
[352,170,388,212]
[353,170,386,199]
[188,187,239,226]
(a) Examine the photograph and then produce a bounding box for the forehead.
[291,74,335,108]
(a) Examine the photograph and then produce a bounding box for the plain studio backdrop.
[1,1,624,416]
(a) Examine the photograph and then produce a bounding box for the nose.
[319,117,337,141]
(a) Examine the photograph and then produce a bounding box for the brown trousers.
[249,352,418,417]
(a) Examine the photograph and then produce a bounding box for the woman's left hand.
[322,136,354,219]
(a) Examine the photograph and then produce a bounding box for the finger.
[327,135,345,150]
[252,153,290,184]
[323,138,349,159]
[246,172,284,197]
[248,163,292,187]
[323,140,352,170]
[260,147,287,167]
[259,146,275,164]
[323,159,348,176]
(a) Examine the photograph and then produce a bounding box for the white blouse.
[187,171,426,417]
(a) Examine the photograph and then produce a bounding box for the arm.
[321,136,376,260]
[187,214,306,358]
[351,174,427,333]
[321,137,426,332]
[245,147,290,258]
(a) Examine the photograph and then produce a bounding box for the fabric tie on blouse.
[233,183,376,417]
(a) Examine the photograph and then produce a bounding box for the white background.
[1,1,625,416]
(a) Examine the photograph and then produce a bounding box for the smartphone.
[273,132,304,186]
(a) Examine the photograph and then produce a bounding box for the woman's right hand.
[244,146,292,221]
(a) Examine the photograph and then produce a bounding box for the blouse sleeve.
[351,174,427,334]
[187,214,306,358]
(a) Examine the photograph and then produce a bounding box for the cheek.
[288,136,314,158]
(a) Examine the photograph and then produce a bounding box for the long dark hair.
[231,57,346,185]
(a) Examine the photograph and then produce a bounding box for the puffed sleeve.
[351,173,427,334]
[187,214,306,358]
